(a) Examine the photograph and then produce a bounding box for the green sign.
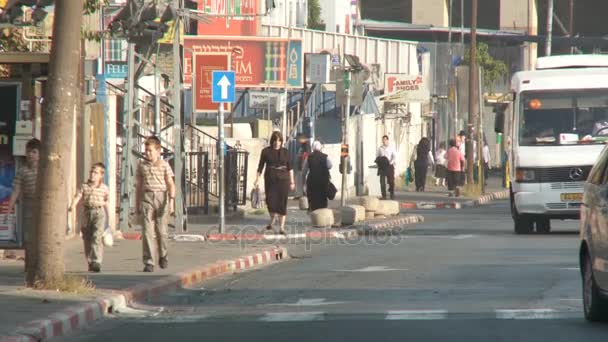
[343,71,351,90]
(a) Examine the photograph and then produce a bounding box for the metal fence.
[185,151,209,215]
[225,149,249,210]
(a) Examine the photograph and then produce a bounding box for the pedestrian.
[302,140,332,212]
[376,135,397,200]
[435,142,448,187]
[68,163,109,273]
[254,131,295,235]
[482,135,491,187]
[458,131,467,185]
[5,138,40,270]
[414,137,434,192]
[446,139,465,197]
[136,136,175,273]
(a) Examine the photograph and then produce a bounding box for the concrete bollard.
[359,196,380,212]
[340,205,366,226]
[311,208,335,228]
[299,197,309,210]
[376,200,399,216]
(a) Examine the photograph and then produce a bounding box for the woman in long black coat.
[302,141,332,211]
[414,137,434,192]
[254,131,295,234]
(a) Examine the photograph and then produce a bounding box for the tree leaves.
[463,43,508,94]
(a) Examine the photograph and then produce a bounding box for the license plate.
[560,193,583,202]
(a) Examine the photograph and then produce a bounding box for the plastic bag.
[103,228,114,247]
[251,187,263,209]
[405,167,414,186]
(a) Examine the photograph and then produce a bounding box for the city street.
[58,202,608,341]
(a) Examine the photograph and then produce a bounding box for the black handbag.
[327,181,337,200]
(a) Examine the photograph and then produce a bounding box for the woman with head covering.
[414,137,434,192]
[254,131,295,234]
[302,140,332,211]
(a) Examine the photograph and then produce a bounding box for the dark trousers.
[380,165,395,199]
[447,171,460,191]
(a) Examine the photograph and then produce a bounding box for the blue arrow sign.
[212,70,236,103]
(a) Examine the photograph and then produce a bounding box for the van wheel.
[536,218,551,234]
[512,198,533,234]
[582,252,608,322]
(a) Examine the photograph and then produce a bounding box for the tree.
[463,42,508,94]
[26,0,84,287]
[307,0,324,30]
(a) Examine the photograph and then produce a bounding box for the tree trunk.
[466,0,478,186]
[26,0,84,287]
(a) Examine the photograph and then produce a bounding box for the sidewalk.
[397,175,509,209]
[0,238,287,341]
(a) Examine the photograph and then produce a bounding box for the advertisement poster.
[0,99,16,213]
[197,0,259,36]
[193,53,231,112]
[184,36,303,89]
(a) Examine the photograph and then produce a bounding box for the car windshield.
[519,89,608,146]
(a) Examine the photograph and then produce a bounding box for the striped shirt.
[137,159,174,192]
[79,182,109,208]
[13,165,38,199]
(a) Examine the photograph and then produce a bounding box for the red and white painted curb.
[400,190,509,210]
[0,246,288,342]
[360,215,425,233]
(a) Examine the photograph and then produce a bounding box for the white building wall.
[319,0,354,34]
[261,0,308,28]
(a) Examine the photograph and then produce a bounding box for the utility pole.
[466,0,477,186]
[27,0,84,286]
[173,0,184,232]
[119,43,136,233]
[545,0,554,56]
[341,70,351,207]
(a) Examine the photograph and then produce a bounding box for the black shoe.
[159,257,168,269]
[89,262,101,273]
[143,264,154,272]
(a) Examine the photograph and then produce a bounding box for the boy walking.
[5,138,40,268]
[136,136,175,273]
[69,163,109,273]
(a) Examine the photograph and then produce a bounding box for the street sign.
[308,54,331,84]
[249,91,286,111]
[212,71,236,103]
[383,73,430,103]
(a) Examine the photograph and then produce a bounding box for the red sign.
[184,36,303,89]
[193,53,230,112]
[197,0,259,36]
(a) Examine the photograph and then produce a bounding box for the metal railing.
[185,151,209,215]
[225,149,249,210]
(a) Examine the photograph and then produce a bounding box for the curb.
[400,190,509,210]
[206,230,357,241]
[357,215,425,234]
[1,246,288,342]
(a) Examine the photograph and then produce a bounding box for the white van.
[496,55,608,234]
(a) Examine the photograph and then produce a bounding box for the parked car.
[580,144,608,321]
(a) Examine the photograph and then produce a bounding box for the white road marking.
[559,267,580,271]
[112,306,165,318]
[137,315,211,323]
[266,298,347,307]
[386,310,448,320]
[495,309,558,320]
[260,312,325,322]
[332,266,408,272]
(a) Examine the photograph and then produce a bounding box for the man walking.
[376,135,397,200]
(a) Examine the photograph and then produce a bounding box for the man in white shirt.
[376,135,397,199]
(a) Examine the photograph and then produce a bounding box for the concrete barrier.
[359,196,380,212]
[341,205,366,226]
[311,208,335,228]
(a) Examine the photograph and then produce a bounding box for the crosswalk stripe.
[386,310,448,320]
[260,312,325,322]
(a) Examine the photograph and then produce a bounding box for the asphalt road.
[59,202,608,341]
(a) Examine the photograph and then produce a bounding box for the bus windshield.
[519,89,608,146]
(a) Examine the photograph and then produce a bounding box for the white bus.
[496,55,608,234]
